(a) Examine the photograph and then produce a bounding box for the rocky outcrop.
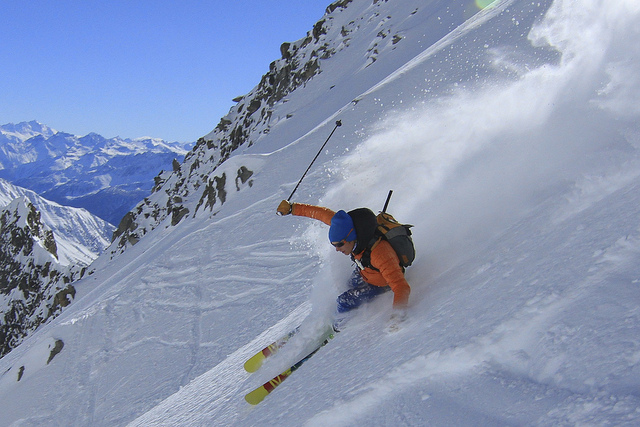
[0,197,84,358]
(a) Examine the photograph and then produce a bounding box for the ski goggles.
[331,228,354,248]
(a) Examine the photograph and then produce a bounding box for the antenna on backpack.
[382,190,393,213]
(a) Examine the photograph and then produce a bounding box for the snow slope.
[1,0,640,425]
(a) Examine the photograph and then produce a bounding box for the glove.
[277,200,293,216]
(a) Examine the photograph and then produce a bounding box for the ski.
[244,327,336,405]
[243,326,301,373]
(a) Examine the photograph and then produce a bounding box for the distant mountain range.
[0,121,192,225]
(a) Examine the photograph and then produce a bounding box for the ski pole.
[286,120,342,202]
[382,190,393,213]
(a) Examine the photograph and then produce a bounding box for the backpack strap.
[353,236,407,273]
[353,236,382,271]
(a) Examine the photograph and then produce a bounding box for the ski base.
[244,326,300,373]
[244,326,335,405]
[245,368,293,405]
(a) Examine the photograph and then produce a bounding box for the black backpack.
[348,207,415,271]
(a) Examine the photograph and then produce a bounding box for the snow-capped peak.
[0,120,57,143]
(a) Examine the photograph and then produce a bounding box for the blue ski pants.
[336,269,390,313]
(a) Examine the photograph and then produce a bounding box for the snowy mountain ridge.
[0,121,57,146]
[108,0,430,256]
[0,196,85,358]
[0,178,114,266]
[1,0,639,425]
[0,178,114,358]
[0,121,192,225]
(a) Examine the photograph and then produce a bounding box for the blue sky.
[0,1,330,142]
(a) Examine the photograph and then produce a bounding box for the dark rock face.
[0,198,84,358]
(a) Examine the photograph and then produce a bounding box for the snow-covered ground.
[1,0,639,425]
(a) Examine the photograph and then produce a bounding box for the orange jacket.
[292,203,410,308]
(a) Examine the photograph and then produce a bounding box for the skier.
[277,200,410,326]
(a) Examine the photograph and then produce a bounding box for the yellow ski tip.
[245,386,270,405]
[243,352,266,373]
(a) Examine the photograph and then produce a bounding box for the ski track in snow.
[127,303,312,426]
[355,0,517,101]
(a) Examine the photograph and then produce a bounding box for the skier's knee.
[336,292,357,313]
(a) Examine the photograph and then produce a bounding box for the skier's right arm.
[277,200,335,226]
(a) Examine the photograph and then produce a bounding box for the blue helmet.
[329,210,356,244]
